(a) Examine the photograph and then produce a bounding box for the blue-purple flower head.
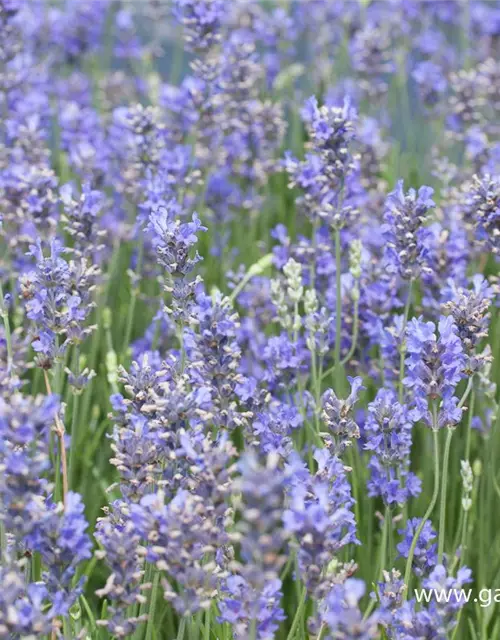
[321,376,364,454]
[301,95,357,183]
[404,316,466,428]
[218,574,285,640]
[0,561,51,638]
[0,392,59,541]
[318,578,381,639]
[26,492,92,616]
[465,173,500,256]
[443,275,494,372]
[383,180,436,280]
[20,237,97,368]
[131,488,225,616]
[365,389,421,506]
[397,517,437,578]
[60,181,106,259]
[234,452,289,580]
[284,450,357,594]
[148,202,207,278]
[174,0,225,54]
[412,60,448,109]
[95,503,148,637]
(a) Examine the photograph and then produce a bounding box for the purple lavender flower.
[148,200,206,320]
[0,393,58,542]
[234,453,289,580]
[60,181,106,259]
[389,565,473,638]
[317,578,381,639]
[26,492,92,616]
[251,399,302,458]
[109,357,212,500]
[0,561,51,637]
[376,569,406,616]
[383,180,436,280]
[397,518,438,578]
[131,487,226,616]
[465,173,500,256]
[173,0,225,54]
[350,21,396,101]
[412,60,448,109]
[20,238,98,369]
[404,316,466,428]
[365,390,421,506]
[184,292,247,431]
[285,96,358,226]
[321,376,364,454]
[421,223,469,311]
[95,503,148,637]
[284,450,357,595]
[49,0,109,63]
[443,275,495,372]
[218,575,285,640]
[219,453,288,638]
[447,69,486,137]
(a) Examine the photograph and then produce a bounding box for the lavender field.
[1,1,500,638]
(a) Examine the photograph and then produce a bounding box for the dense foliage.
[1,1,500,639]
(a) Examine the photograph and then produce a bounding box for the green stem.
[458,509,469,571]
[341,296,359,366]
[403,426,440,600]
[144,571,161,640]
[398,279,413,403]
[249,618,257,640]
[229,254,273,302]
[465,390,475,461]
[0,281,13,372]
[68,345,80,486]
[363,507,391,621]
[204,607,211,640]
[438,427,454,563]
[122,237,144,357]
[334,229,342,370]
[286,588,307,640]
[177,618,186,640]
[379,507,390,577]
[451,508,470,640]
[458,376,474,411]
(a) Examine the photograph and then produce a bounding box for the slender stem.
[403,426,440,600]
[144,571,161,640]
[451,507,469,640]
[68,345,80,486]
[122,236,144,357]
[379,507,390,577]
[0,278,11,559]
[249,617,258,640]
[398,279,414,403]
[458,376,474,410]
[465,391,475,461]
[68,394,79,484]
[341,297,359,366]
[438,427,454,563]
[204,607,211,640]
[177,618,186,640]
[44,370,69,507]
[0,281,13,372]
[286,588,307,640]
[363,507,391,621]
[229,253,272,302]
[334,229,342,369]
